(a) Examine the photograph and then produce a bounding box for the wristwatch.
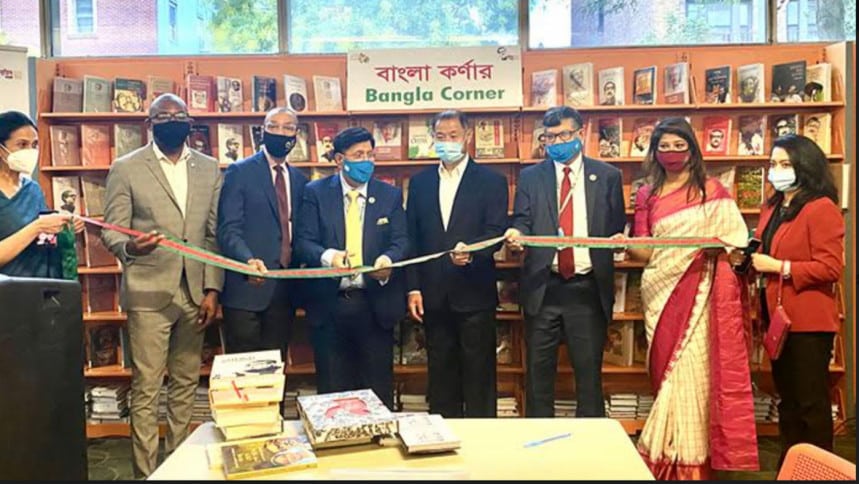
[781,260,792,279]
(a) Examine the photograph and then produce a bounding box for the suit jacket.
[294,174,408,330]
[755,196,843,333]
[511,157,626,320]
[101,143,224,311]
[217,151,308,312]
[405,159,508,313]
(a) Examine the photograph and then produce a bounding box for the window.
[529,0,766,48]
[0,0,43,55]
[777,0,856,42]
[288,0,519,54]
[51,0,277,57]
[69,0,95,35]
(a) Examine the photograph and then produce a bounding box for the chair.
[776,443,855,480]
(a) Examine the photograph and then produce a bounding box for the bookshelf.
[34,41,853,439]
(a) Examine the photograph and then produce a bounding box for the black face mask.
[152,121,191,151]
[263,131,297,158]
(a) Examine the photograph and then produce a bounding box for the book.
[189,125,213,156]
[283,74,308,112]
[596,117,622,158]
[218,419,285,441]
[771,61,806,103]
[604,321,634,367]
[52,176,81,215]
[802,113,832,154]
[312,75,343,112]
[530,69,558,107]
[633,66,656,105]
[252,76,277,112]
[146,76,174,104]
[114,124,144,159]
[735,166,765,209]
[210,385,286,409]
[81,175,106,217]
[633,322,647,365]
[624,271,642,313]
[804,63,831,102]
[663,62,689,104]
[86,274,116,313]
[629,118,657,157]
[372,119,403,161]
[209,350,285,391]
[530,119,546,159]
[81,124,111,166]
[496,322,512,365]
[708,166,736,196]
[186,75,215,113]
[629,176,649,211]
[286,123,311,162]
[598,67,625,105]
[704,65,732,104]
[313,121,341,163]
[612,273,628,314]
[52,77,83,112]
[297,389,397,449]
[737,115,766,156]
[119,326,132,369]
[83,75,113,112]
[397,414,460,454]
[211,403,281,428]
[49,125,81,166]
[400,319,427,365]
[474,118,505,158]
[87,323,120,368]
[738,63,765,103]
[215,77,243,113]
[406,116,437,160]
[85,225,117,268]
[702,116,732,156]
[113,78,145,113]
[563,62,594,106]
[496,281,520,312]
[220,435,317,479]
[218,124,244,164]
[771,114,799,140]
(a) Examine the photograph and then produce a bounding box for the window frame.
[67,0,97,38]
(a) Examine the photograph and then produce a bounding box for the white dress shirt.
[152,142,191,218]
[553,154,592,274]
[264,146,293,235]
[438,157,468,231]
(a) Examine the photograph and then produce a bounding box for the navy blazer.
[217,151,308,312]
[405,159,508,313]
[512,157,626,320]
[294,174,408,330]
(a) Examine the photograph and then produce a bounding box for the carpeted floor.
[88,422,856,480]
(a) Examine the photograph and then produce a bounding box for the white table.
[149,418,654,480]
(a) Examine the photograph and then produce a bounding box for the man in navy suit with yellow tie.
[294,127,408,408]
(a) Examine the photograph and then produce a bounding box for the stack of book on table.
[208,350,285,441]
[297,389,398,449]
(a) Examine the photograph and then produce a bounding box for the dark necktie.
[274,164,291,268]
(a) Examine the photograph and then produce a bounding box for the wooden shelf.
[86,421,202,439]
[496,311,523,321]
[285,363,525,376]
[40,165,110,172]
[613,312,644,321]
[558,364,648,375]
[78,266,121,275]
[83,312,127,322]
[84,365,211,378]
[693,101,845,111]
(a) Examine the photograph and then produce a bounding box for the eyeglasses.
[544,130,579,144]
[149,112,192,124]
[265,123,299,134]
[344,150,375,160]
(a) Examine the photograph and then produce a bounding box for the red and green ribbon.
[82,217,728,279]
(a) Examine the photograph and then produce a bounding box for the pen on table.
[523,432,572,448]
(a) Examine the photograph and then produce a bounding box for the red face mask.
[655,150,690,172]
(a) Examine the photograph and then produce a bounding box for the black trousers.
[424,307,497,418]
[222,279,294,360]
[525,272,607,418]
[771,331,835,466]
[311,290,395,410]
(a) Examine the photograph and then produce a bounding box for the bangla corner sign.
[347,45,523,112]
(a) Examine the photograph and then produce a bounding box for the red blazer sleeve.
[790,199,844,292]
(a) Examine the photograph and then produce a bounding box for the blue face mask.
[435,141,465,164]
[342,159,375,185]
[768,167,798,192]
[546,138,584,163]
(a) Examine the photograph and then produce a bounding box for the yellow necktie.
[346,190,363,267]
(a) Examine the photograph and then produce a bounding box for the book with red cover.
[85,225,117,268]
[86,274,117,313]
[81,124,111,166]
[186,74,214,113]
[50,125,81,166]
[702,116,732,156]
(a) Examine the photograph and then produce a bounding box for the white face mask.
[1,145,39,175]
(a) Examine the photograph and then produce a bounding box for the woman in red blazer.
[750,134,844,466]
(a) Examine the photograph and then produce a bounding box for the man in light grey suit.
[101,94,223,478]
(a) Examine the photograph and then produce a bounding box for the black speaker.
[0,275,87,480]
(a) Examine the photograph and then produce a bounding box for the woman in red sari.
[627,118,759,479]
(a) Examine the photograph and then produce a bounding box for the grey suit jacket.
[101,143,224,312]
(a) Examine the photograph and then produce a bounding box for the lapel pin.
[589,174,597,182]
[368,197,376,204]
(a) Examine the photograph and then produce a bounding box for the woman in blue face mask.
[0,111,84,278]
[750,134,843,466]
